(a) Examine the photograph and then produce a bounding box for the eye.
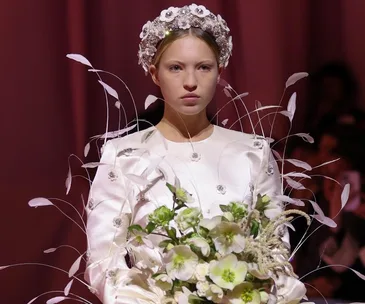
[169,64,182,72]
[199,65,212,71]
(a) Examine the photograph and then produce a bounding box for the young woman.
[85,4,286,303]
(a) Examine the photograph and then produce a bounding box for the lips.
[181,93,200,99]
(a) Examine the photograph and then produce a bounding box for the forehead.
[160,35,216,62]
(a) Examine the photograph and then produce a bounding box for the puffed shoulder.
[99,127,168,159]
[214,125,269,146]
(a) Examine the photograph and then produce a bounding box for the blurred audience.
[289,62,365,302]
[306,61,365,138]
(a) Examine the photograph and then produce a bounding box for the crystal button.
[266,164,274,176]
[253,140,263,149]
[190,152,201,162]
[216,184,226,195]
[113,216,123,228]
[108,170,118,181]
[88,198,95,210]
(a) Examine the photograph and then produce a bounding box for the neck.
[156,106,213,142]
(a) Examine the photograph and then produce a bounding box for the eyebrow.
[164,60,215,65]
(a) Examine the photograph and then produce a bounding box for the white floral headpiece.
[138,4,233,73]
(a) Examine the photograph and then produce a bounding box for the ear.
[217,66,223,84]
[149,65,160,86]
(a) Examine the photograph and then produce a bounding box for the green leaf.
[250,220,260,238]
[261,217,270,228]
[219,204,230,212]
[166,227,177,241]
[151,272,164,279]
[189,244,201,256]
[128,224,144,232]
[179,232,194,244]
[255,194,270,212]
[146,222,157,234]
[198,226,209,238]
[159,240,172,248]
[188,294,205,303]
[166,182,176,194]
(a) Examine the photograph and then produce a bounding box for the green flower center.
[224,231,234,243]
[222,269,235,282]
[135,235,143,244]
[173,254,185,269]
[240,288,253,303]
[184,209,193,215]
[176,188,187,201]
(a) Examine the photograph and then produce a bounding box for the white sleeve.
[84,140,133,303]
[252,139,290,247]
[84,140,165,304]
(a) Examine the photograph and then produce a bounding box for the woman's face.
[150,35,220,116]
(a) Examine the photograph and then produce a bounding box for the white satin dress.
[84,125,285,304]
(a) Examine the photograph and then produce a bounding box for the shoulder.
[213,126,273,168]
[214,125,268,148]
[101,126,157,155]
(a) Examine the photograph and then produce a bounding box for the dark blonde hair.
[152,27,220,68]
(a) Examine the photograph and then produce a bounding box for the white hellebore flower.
[128,230,154,249]
[275,275,307,304]
[194,262,210,281]
[223,211,235,222]
[227,282,261,304]
[210,222,246,255]
[196,280,210,297]
[187,236,210,257]
[165,245,198,281]
[154,273,173,291]
[205,284,224,303]
[159,6,179,22]
[199,216,222,230]
[209,254,247,290]
[259,291,269,304]
[259,195,281,220]
[176,286,195,304]
[175,207,201,231]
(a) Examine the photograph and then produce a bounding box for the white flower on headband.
[217,15,229,32]
[178,17,191,30]
[145,46,157,56]
[140,21,152,40]
[227,36,233,51]
[189,4,210,18]
[155,25,166,39]
[159,7,179,23]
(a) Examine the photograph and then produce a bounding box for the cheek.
[203,76,218,96]
[159,77,180,100]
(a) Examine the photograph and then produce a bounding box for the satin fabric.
[85,125,284,303]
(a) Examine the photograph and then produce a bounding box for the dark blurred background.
[1,0,365,303]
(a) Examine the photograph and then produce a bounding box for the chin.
[177,105,206,116]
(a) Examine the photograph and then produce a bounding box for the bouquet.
[126,178,311,304]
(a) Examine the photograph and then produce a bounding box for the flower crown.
[138,4,233,73]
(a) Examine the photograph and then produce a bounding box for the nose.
[183,71,198,91]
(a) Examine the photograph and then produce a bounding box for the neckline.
[162,124,217,144]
